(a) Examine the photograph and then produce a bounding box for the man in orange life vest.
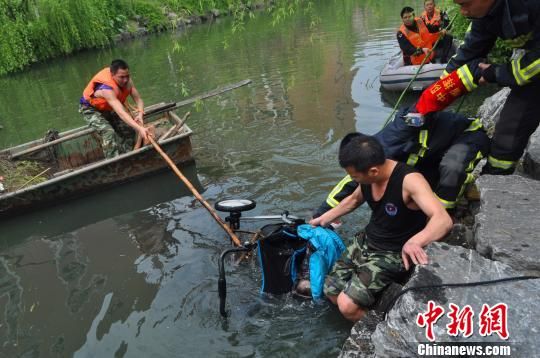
[80,59,150,158]
[421,0,450,32]
[397,6,453,65]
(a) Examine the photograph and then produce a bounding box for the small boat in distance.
[0,101,193,218]
[380,50,448,91]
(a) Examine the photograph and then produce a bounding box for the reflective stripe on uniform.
[326,175,353,208]
[523,57,540,81]
[465,118,483,132]
[406,130,429,166]
[440,70,449,79]
[457,65,477,92]
[453,151,484,202]
[511,51,540,85]
[436,194,457,209]
[487,155,517,170]
[466,151,484,172]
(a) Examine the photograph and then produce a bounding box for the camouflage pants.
[79,105,135,158]
[324,233,407,308]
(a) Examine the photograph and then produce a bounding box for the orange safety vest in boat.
[399,18,439,65]
[82,67,132,112]
[421,8,442,28]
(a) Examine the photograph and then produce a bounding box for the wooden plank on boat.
[10,128,96,160]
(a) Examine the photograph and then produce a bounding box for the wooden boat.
[0,79,251,218]
[0,102,193,218]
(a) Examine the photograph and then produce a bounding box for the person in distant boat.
[421,0,450,32]
[80,59,150,158]
[310,133,452,322]
[397,6,453,65]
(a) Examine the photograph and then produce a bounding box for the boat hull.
[0,126,193,218]
[380,50,451,92]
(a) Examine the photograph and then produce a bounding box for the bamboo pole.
[15,167,51,191]
[148,136,242,246]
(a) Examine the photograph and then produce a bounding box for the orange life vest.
[399,18,439,65]
[421,8,442,28]
[82,67,132,112]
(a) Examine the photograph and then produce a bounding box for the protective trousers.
[483,81,540,175]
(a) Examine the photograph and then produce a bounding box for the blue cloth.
[297,224,346,301]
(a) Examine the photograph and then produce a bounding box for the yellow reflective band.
[487,156,516,170]
[457,173,476,199]
[436,194,456,209]
[512,56,528,85]
[418,130,428,157]
[440,70,449,79]
[522,57,540,81]
[465,118,483,132]
[466,151,484,172]
[406,130,429,166]
[457,65,477,92]
[407,153,419,166]
[325,175,353,208]
[326,197,339,208]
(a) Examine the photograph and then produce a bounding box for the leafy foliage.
[0,0,315,76]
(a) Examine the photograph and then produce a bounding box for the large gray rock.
[524,127,540,180]
[476,87,510,135]
[475,175,540,275]
[370,242,540,357]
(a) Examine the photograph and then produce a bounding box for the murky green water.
[0,1,489,356]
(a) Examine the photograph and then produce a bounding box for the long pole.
[148,136,242,247]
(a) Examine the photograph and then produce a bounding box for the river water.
[0,1,487,356]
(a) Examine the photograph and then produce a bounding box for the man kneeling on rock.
[309,133,452,322]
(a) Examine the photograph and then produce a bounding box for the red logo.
[416,302,509,341]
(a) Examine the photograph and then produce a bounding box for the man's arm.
[130,83,145,124]
[481,31,540,86]
[397,31,421,56]
[401,172,453,270]
[312,175,358,218]
[445,20,496,75]
[98,89,149,141]
[310,184,364,227]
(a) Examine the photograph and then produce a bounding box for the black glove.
[481,65,497,83]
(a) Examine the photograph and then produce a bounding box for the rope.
[383,275,540,319]
[381,12,459,129]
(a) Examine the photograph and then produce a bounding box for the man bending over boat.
[310,133,452,322]
[80,59,150,158]
[397,6,453,65]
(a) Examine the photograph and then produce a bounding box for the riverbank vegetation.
[0,1,512,77]
[0,0,313,76]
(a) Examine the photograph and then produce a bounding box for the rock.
[135,27,148,37]
[370,242,540,357]
[167,12,178,21]
[339,311,383,358]
[210,9,221,18]
[524,126,540,180]
[475,175,540,275]
[476,87,510,136]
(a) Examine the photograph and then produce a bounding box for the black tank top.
[360,162,427,252]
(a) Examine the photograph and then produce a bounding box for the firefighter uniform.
[314,109,490,215]
[444,0,540,175]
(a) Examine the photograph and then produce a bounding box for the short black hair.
[401,6,415,18]
[338,132,385,172]
[110,59,129,74]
